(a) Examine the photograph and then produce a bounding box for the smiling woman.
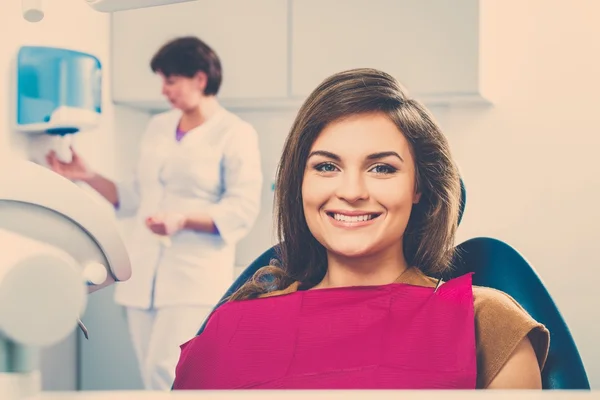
[171,68,549,391]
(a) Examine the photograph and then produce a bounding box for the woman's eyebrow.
[366,151,404,162]
[307,150,340,161]
[307,150,404,162]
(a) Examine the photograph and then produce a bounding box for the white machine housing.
[85,0,197,12]
[0,158,131,346]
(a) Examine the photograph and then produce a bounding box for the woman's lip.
[324,210,382,216]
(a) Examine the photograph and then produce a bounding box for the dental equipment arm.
[85,0,196,12]
[22,0,198,22]
[0,158,131,400]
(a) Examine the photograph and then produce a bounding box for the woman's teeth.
[332,213,376,222]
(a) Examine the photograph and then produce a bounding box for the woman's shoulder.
[216,108,255,133]
[148,109,181,126]
[215,110,258,150]
[471,285,549,387]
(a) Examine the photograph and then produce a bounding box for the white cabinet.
[111,0,288,110]
[111,0,486,112]
[291,0,481,103]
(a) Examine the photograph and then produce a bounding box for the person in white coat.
[46,36,263,390]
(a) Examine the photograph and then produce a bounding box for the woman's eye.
[370,164,397,174]
[315,162,338,173]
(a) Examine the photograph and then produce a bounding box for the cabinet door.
[112,0,288,107]
[291,0,479,98]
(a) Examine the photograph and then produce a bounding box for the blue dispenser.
[16,46,102,135]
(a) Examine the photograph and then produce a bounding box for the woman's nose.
[334,172,369,203]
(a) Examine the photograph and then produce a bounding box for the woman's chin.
[328,244,375,259]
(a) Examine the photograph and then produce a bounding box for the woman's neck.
[178,96,220,131]
[313,246,410,290]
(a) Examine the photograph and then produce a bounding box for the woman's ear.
[412,171,421,204]
[413,191,422,204]
[194,71,208,93]
[413,178,422,204]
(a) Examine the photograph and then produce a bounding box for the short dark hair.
[150,36,222,96]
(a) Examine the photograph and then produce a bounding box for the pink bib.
[173,273,477,389]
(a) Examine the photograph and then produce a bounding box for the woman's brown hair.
[230,68,462,301]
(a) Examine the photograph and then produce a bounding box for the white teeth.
[333,213,374,222]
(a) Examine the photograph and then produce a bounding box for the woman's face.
[302,112,421,259]
[158,72,206,111]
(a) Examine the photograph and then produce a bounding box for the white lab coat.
[112,106,262,309]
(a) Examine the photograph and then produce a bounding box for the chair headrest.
[458,177,466,227]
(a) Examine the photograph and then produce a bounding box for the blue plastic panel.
[16,46,102,134]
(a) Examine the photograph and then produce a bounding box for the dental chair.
[198,179,590,390]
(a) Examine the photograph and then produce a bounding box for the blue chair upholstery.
[197,179,590,389]
[445,237,589,389]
